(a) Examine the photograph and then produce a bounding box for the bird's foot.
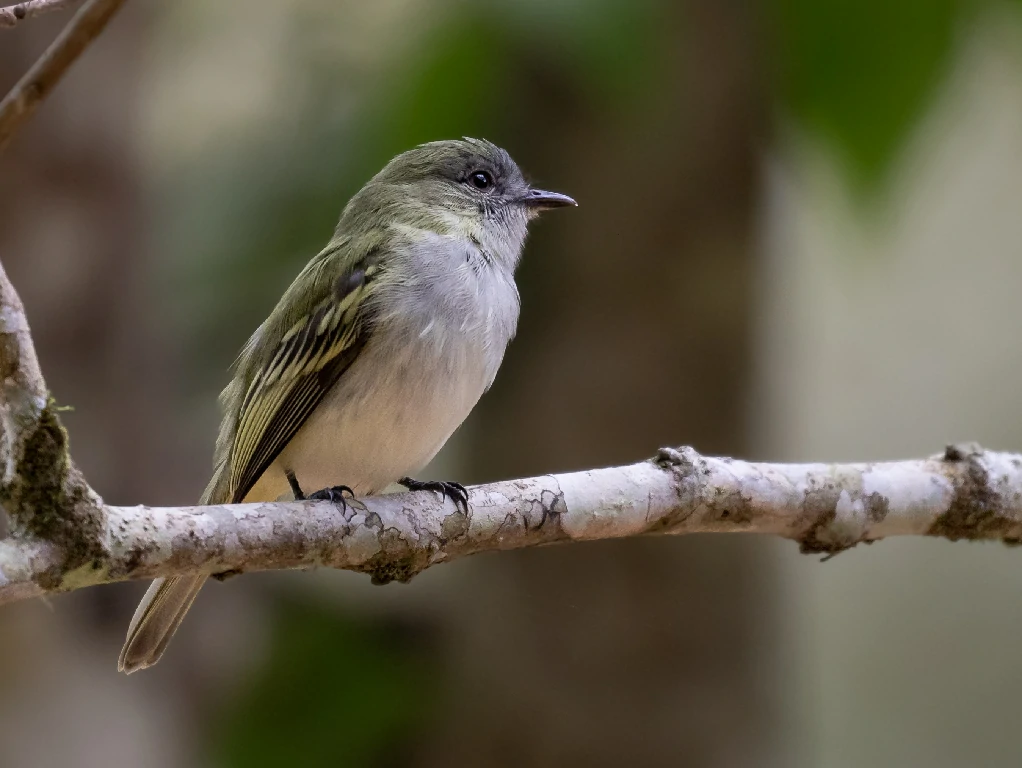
[308,485,356,507]
[398,476,469,513]
[286,469,354,510]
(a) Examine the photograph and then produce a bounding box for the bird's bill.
[522,188,577,210]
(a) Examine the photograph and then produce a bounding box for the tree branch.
[0,257,103,597]
[0,0,83,28]
[0,256,47,432]
[0,0,127,151]
[2,438,1022,606]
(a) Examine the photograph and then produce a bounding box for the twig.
[0,0,127,152]
[0,0,83,28]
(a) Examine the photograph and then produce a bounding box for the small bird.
[118,138,575,672]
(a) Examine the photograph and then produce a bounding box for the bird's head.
[343,138,575,269]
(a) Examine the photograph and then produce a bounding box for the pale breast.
[260,245,520,501]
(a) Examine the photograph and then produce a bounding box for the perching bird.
[118,138,575,672]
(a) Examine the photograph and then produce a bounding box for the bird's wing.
[225,248,383,503]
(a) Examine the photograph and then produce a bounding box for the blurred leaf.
[485,0,667,107]
[213,597,428,768]
[348,17,512,180]
[773,0,978,192]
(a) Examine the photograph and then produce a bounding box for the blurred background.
[2,0,1022,765]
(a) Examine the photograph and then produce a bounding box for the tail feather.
[117,574,208,673]
[118,456,236,673]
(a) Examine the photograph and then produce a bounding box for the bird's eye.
[469,170,493,190]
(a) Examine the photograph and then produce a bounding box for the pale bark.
[0,407,1020,605]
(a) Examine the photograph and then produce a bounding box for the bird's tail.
[118,457,234,673]
[117,574,208,673]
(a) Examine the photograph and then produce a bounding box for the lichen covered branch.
[0,259,102,596]
[2,443,1022,605]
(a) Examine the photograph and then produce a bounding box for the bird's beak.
[522,188,577,210]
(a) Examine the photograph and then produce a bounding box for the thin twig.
[0,0,127,152]
[0,0,83,28]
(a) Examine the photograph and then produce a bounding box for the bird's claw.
[308,485,355,510]
[398,477,469,513]
[286,470,355,509]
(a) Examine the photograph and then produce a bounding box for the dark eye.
[469,170,493,190]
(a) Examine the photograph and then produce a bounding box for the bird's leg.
[285,469,306,500]
[397,476,469,513]
[286,469,354,510]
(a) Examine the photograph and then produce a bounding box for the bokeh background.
[2,0,1022,765]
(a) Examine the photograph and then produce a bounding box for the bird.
[118,138,576,672]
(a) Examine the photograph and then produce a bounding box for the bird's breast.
[271,260,519,499]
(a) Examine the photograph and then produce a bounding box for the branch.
[0,255,47,432]
[2,440,1022,606]
[0,0,127,151]
[0,257,103,600]
[0,0,82,28]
